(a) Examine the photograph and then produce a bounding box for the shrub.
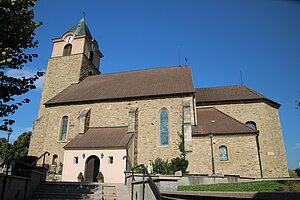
[77,172,84,179]
[150,157,189,175]
[152,158,171,175]
[170,157,189,174]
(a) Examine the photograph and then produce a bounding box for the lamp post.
[3,128,13,162]
[208,131,215,175]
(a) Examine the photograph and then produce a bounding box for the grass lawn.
[178,181,300,192]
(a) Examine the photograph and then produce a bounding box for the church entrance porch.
[62,149,128,183]
[85,155,100,182]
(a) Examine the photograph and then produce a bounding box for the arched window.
[52,154,58,165]
[63,44,72,56]
[160,109,169,145]
[89,51,94,62]
[88,71,93,76]
[219,146,228,161]
[246,121,257,130]
[59,116,68,141]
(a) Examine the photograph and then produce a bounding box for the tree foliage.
[0,0,43,131]
[0,131,32,161]
[0,137,13,160]
[10,131,32,157]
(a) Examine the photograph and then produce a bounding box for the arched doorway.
[85,155,100,182]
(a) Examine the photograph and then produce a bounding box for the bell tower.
[38,18,103,117]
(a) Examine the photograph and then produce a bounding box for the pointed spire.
[66,18,93,39]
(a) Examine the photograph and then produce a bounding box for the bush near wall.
[151,157,188,175]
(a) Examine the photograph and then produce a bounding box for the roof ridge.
[211,107,258,132]
[93,65,191,77]
[195,85,241,90]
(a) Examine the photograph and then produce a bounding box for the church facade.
[28,18,289,183]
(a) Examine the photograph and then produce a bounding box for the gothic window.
[160,109,169,145]
[246,121,257,130]
[59,116,68,141]
[63,44,72,56]
[219,146,228,161]
[52,154,58,165]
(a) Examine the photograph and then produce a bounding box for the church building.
[28,18,289,183]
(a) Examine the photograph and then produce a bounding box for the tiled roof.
[64,127,132,149]
[192,107,257,135]
[46,66,194,105]
[195,85,280,108]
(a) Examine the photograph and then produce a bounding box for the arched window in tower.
[219,146,228,161]
[89,51,94,62]
[59,116,68,141]
[160,109,169,145]
[63,44,72,56]
[52,154,58,165]
[245,121,257,130]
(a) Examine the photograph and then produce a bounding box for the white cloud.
[294,143,300,149]
[6,69,45,89]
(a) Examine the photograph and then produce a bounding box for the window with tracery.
[160,109,169,145]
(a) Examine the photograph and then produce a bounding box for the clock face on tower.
[65,35,74,43]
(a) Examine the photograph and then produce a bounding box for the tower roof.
[66,17,93,39]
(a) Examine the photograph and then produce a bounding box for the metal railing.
[0,152,50,200]
[129,164,175,200]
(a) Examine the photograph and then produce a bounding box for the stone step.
[31,192,94,199]
[35,187,96,195]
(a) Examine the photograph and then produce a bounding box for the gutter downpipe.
[255,131,263,178]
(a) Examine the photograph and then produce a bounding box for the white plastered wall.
[62,149,126,183]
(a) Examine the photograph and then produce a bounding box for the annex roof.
[64,127,132,149]
[195,85,280,108]
[45,66,194,105]
[192,107,257,135]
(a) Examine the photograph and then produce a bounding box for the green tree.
[0,137,13,160]
[0,0,43,131]
[10,131,31,157]
[0,131,32,161]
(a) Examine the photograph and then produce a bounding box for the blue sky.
[2,0,300,169]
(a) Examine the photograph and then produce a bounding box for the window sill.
[57,140,68,143]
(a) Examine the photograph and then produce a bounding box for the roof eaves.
[196,98,281,109]
[45,92,194,106]
[192,131,258,136]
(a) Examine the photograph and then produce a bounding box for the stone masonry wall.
[198,102,289,178]
[188,134,261,177]
[28,95,194,167]
[38,54,84,117]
